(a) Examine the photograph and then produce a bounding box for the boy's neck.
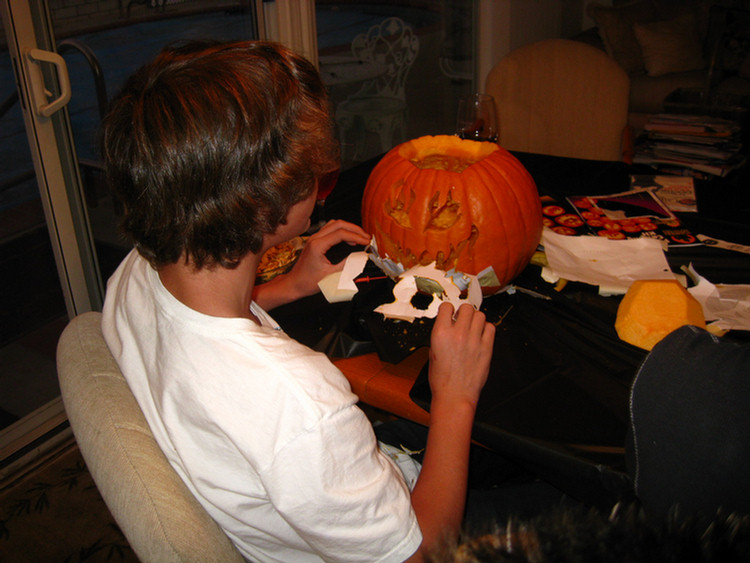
[157,253,261,322]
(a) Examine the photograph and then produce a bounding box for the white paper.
[337,251,369,292]
[697,234,750,255]
[375,263,483,322]
[317,251,369,303]
[541,228,674,293]
[686,265,750,331]
[318,271,357,303]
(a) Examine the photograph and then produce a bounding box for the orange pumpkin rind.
[362,135,542,293]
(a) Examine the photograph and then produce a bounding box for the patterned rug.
[0,441,138,563]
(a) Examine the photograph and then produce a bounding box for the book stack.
[633,114,746,178]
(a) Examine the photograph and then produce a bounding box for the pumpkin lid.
[398,135,499,173]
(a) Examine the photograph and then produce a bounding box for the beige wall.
[478,0,591,91]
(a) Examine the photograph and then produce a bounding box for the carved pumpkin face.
[362,135,542,291]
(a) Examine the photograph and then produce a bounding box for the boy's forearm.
[410,396,477,554]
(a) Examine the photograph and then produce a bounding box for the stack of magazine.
[633,114,746,178]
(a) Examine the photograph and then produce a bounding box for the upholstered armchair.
[57,312,245,563]
[486,38,632,162]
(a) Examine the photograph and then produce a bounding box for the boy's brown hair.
[102,40,338,269]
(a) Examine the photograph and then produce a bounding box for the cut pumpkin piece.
[615,279,706,351]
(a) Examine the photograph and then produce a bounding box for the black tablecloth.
[274,151,750,508]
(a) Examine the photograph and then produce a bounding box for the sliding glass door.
[0,0,259,469]
[1,0,102,469]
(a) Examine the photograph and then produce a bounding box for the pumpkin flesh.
[615,279,707,351]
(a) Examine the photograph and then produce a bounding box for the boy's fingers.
[452,303,477,328]
[315,220,369,241]
[434,302,455,329]
[308,227,369,253]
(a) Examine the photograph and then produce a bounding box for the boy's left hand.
[287,220,371,297]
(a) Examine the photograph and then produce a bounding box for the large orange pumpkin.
[362,135,542,291]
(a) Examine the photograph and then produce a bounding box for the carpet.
[0,441,138,563]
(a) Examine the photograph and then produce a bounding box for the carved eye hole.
[425,191,461,231]
[384,183,415,228]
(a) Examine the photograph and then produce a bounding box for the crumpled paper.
[367,238,405,280]
[541,229,674,294]
[685,264,750,331]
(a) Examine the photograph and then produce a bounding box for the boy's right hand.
[428,302,495,410]
[407,302,495,557]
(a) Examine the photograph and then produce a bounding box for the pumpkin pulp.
[400,135,499,173]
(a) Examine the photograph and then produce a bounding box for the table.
[272,151,750,509]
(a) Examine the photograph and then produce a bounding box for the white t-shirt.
[101,250,422,563]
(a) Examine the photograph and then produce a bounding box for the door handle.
[25,48,72,118]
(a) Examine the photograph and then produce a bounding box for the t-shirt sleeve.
[261,404,422,563]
